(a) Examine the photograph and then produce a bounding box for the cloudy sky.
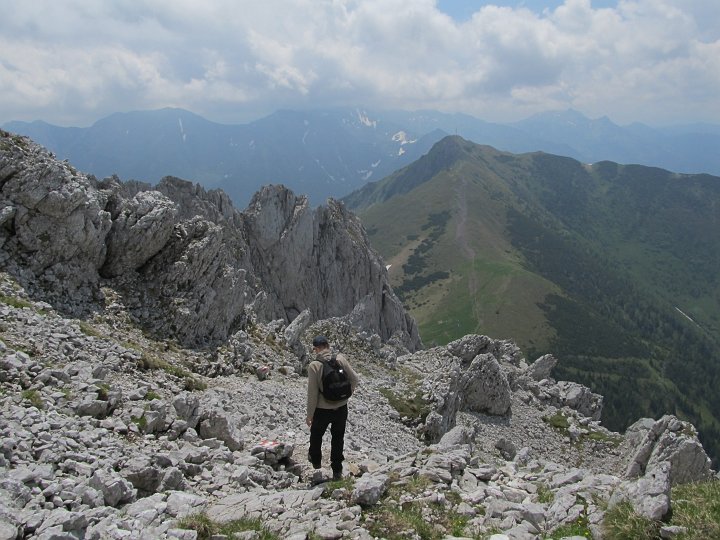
[1,0,718,127]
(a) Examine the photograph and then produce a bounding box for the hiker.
[306,334,359,480]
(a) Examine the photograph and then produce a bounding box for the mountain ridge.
[345,135,720,463]
[5,107,719,207]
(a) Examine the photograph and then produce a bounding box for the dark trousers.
[308,405,348,473]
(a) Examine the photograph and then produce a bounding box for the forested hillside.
[346,136,720,462]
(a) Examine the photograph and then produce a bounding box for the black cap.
[312,335,329,347]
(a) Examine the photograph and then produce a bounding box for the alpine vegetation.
[0,130,717,539]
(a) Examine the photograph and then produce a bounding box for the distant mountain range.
[345,135,720,462]
[4,107,720,206]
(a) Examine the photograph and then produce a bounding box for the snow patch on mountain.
[356,109,377,128]
[392,131,416,145]
[178,118,186,142]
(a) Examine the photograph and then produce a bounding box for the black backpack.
[320,355,353,401]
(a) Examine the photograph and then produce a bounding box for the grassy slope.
[360,141,558,350]
[349,136,720,461]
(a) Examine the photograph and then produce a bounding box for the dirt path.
[454,177,482,331]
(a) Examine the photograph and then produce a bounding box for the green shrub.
[144,390,162,401]
[543,412,570,430]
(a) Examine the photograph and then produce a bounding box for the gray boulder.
[447,334,492,363]
[461,353,511,416]
[88,469,136,507]
[623,415,712,485]
[351,474,390,506]
[121,456,164,494]
[195,390,248,451]
[611,461,672,520]
[525,354,557,381]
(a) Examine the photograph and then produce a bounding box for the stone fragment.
[350,474,389,506]
[88,469,135,507]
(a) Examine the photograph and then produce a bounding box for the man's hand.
[306,417,313,427]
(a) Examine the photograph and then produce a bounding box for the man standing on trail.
[306,335,359,480]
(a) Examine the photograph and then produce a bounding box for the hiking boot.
[332,470,343,481]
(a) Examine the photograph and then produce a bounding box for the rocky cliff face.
[0,130,420,351]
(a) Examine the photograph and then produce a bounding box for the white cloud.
[0,0,718,126]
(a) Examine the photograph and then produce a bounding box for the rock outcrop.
[0,131,420,350]
[396,334,602,443]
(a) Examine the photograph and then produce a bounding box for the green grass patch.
[379,387,431,426]
[585,430,622,447]
[96,384,110,401]
[366,502,438,540]
[600,479,720,539]
[77,321,104,338]
[322,476,355,498]
[543,411,570,431]
[536,482,554,504]
[130,415,148,431]
[0,294,33,309]
[177,512,279,540]
[138,354,207,391]
[365,499,472,540]
[668,479,720,539]
[545,495,592,539]
[144,390,162,401]
[602,501,659,540]
[21,389,43,409]
[387,475,432,498]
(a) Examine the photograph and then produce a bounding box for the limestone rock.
[525,354,557,381]
[0,133,421,351]
[101,190,178,278]
[243,186,421,350]
[0,133,112,312]
[89,469,136,507]
[623,415,712,485]
[611,461,672,520]
[447,334,492,363]
[351,474,389,506]
[195,390,248,451]
[461,354,511,416]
